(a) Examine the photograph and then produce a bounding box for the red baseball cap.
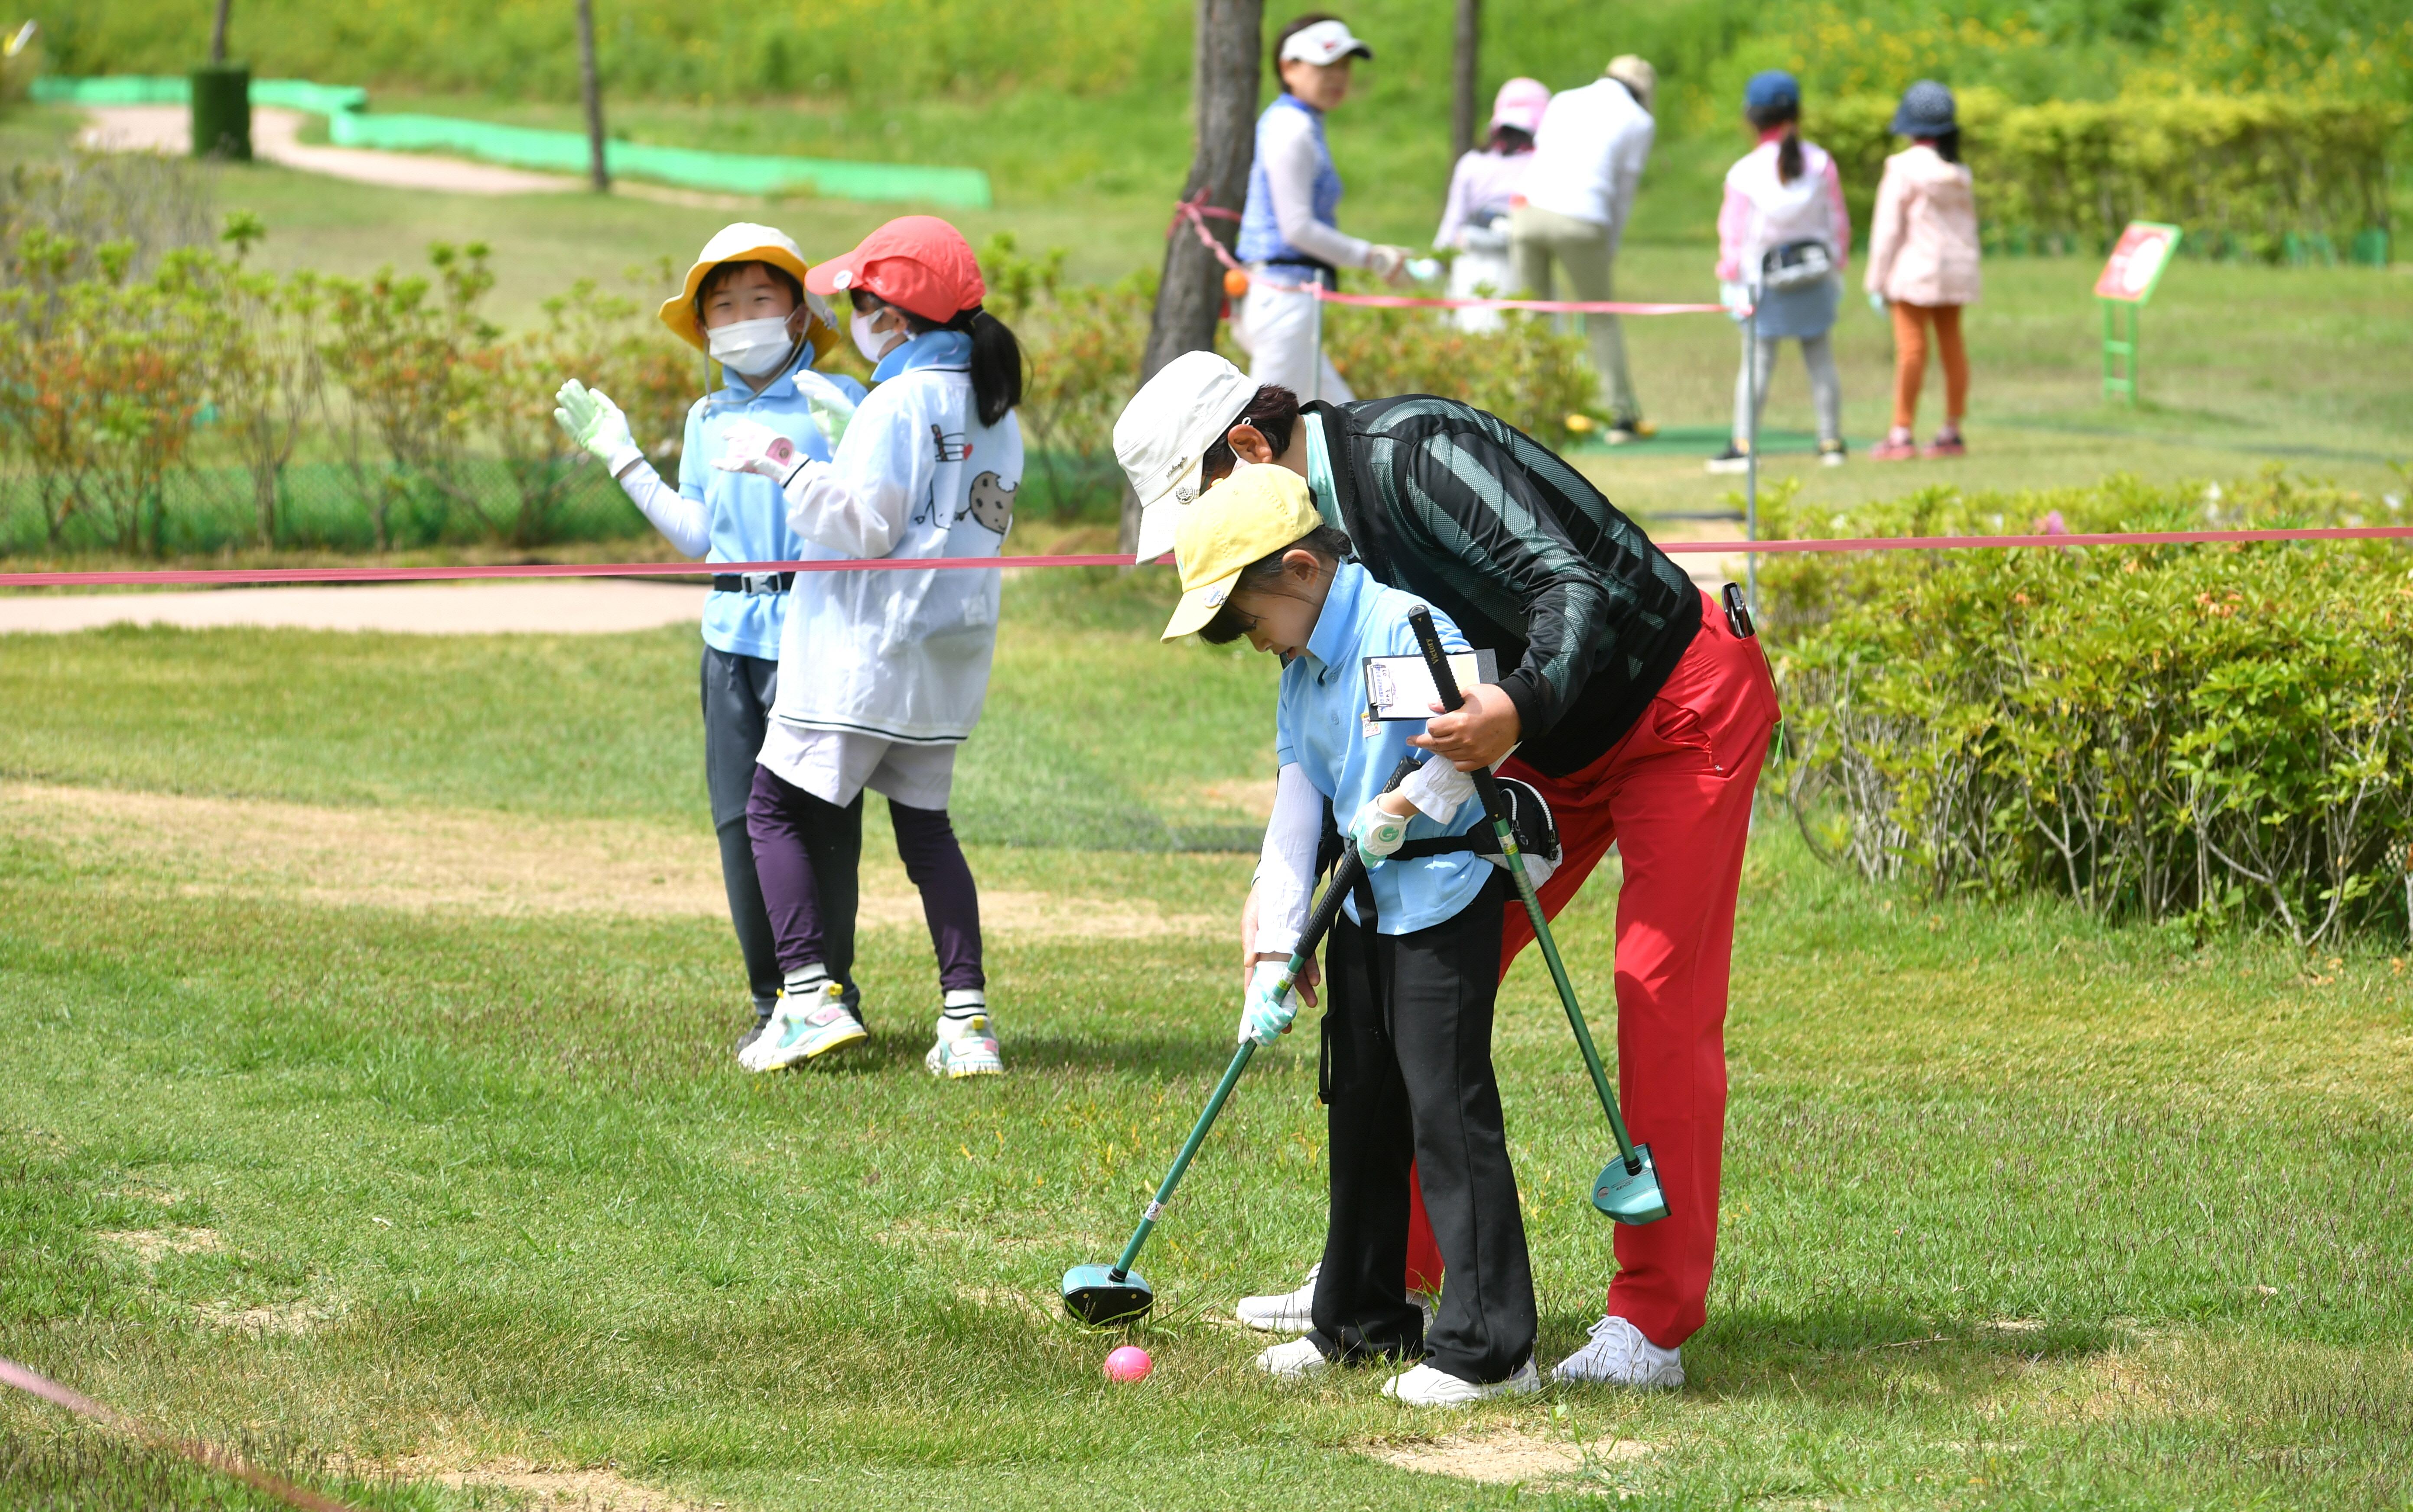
[805,216,985,324]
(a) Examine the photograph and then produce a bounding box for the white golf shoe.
[1253,1336,1329,1379]
[739,978,865,1072]
[1552,1314,1685,1389]
[1236,1264,1320,1332]
[1383,1358,1540,1406]
[925,992,1003,1078]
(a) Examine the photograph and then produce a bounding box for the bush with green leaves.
[1768,471,2413,946]
[1818,89,2402,261]
[1320,296,1598,448]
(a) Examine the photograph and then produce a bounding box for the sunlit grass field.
[3,565,2411,1509]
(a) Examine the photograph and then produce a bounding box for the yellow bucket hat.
[1161,465,1325,641]
[658,222,841,363]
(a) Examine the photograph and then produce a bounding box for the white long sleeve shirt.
[1255,101,1374,271]
[1519,78,1655,243]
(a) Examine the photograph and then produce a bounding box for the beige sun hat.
[1606,55,1657,114]
[658,222,841,362]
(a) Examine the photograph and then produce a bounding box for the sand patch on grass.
[2,782,1219,938]
[196,1298,342,1336]
[100,1227,222,1262]
[1364,1426,1651,1484]
[371,1457,706,1510]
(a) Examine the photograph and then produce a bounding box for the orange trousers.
[1891,302,1969,430]
[1402,594,1780,1347]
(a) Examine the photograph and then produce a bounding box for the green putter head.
[1592,1142,1670,1226]
[1061,1264,1154,1326]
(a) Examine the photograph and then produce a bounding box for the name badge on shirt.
[1362,649,1498,722]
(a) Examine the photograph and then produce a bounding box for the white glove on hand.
[711,417,808,485]
[553,380,638,472]
[1237,961,1297,1047]
[1348,797,1413,870]
[1397,756,1476,819]
[1367,245,1414,285]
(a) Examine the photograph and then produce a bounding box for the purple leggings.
[747,764,984,994]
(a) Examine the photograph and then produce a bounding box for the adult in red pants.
[1115,354,1777,1390]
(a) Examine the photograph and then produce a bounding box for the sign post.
[2094,221,2181,405]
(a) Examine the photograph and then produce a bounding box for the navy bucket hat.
[1744,70,1800,113]
[1891,79,1957,136]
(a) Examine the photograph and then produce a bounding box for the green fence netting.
[32,75,991,208]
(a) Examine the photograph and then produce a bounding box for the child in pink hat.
[1434,78,1549,334]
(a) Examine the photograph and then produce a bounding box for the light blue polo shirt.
[1274,561,1493,935]
[677,352,868,661]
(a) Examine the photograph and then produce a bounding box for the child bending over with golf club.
[714,216,1024,1081]
[1163,464,1540,1405]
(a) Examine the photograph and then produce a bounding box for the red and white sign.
[2094,222,2182,303]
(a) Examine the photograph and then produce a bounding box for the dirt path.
[0,580,705,635]
[1,782,1220,938]
[78,104,583,196]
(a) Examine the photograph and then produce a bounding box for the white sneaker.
[1236,1263,1320,1332]
[925,992,1003,1078]
[1253,1336,1329,1379]
[1383,1358,1540,1406]
[739,979,865,1072]
[1552,1314,1685,1389]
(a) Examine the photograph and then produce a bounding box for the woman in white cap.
[1231,12,1416,403]
[552,224,863,1056]
[1433,78,1549,335]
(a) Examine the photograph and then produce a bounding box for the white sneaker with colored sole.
[926,998,1004,1078]
[739,982,865,1072]
[1552,1314,1685,1389]
[1382,1358,1540,1406]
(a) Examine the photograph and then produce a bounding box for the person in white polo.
[1230,14,1415,403]
[1511,56,1659,442]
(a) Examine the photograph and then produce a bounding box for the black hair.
[1197,525,1356,645]
[1272,13,1344,83]
[1748,99,1804,183]
[695,259,803,322]
[1198,383,1303,484]
[1488,123,1535,154]
[1928,127,1961,164]
[850,288,1024,427]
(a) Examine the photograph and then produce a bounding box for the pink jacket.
[1865,145,1981,307]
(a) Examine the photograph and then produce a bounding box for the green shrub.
[1818,89,2403,260]
[1768,471,2413,947]
[1319,296,1598,448]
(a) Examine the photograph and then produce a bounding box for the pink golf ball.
[1103,1345,1153,1382]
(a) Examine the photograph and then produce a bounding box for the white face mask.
[851,305,905,366]
[707,315,797,377]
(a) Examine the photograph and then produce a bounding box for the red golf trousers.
[1402,591,1779,1348]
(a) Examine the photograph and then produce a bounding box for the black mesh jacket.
[1304,396,1701,777]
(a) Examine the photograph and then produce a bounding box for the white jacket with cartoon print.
[771,328,1022,744]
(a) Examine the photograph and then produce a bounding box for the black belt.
[1259,257,1339,289]
[711,572,793,594]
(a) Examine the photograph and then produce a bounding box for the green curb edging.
[33,74,991,208]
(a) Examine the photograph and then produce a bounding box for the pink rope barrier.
[3,528,2407,591]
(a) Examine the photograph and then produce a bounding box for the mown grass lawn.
[3,571,2412,1510]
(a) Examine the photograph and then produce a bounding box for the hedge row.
[1819,90,2402,262]
[1766,473,2413,947]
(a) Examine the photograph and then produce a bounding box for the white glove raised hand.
[1347,796,1413,870]
[711,416,808,485]
[1237,960,1297,1047]
[553,380,637,468]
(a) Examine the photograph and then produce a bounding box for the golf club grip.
[1406,607,1466,715]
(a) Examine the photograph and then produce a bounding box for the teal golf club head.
[1061,1264,1154,1325]
[1592,1142,1670,1225]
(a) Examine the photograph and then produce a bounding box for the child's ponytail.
[1776,126,1803,183]
[953,307,1024,428]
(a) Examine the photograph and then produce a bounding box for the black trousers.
[700,646,859,1011]
[1310,874,1536,1385]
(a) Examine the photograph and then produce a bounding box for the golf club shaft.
[1106,757,1419,1282]
[1405,610,1644,1173]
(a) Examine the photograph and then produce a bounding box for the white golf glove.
[1367,245,1415,285]
[711,417,809,485]
[553,380,640,473]
[1237,961,1297,1047]
[1347,797,1414,870]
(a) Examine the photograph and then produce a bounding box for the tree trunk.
[1450,0,1481,161]
[1124,0,1262,554]
[209,0,232,66]
[576,0,611,192]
